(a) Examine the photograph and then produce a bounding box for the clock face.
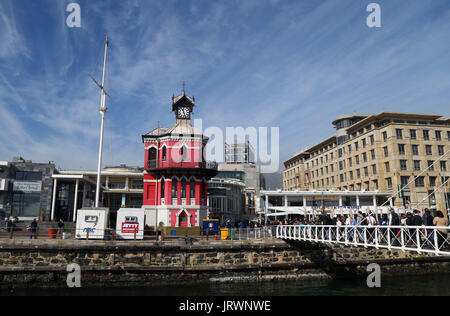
[178,107,190,119]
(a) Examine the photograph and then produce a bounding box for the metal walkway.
[276,225,450,256]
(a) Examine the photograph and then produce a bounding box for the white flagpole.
[95,36,109,208]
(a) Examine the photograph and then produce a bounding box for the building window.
[385,162,390,172]
[396,129,403,139]
[441,161,447,172]
[423,130,429,140]
[356,169,361,178]
[15,171,42,181]
[172,179,178,199]
[162,147,167,161]
[386,178,392,189]
[438,145,444,156]
[12,193,41,217]
[400,160,407,171]
[369,135,375,145]
[364,167,368,177]
[384,147,389,157]
[415,176,425,187]
[383,131,387,141]
[448,131,450,141]
[427,161,434,171]
[355,155,360,164]
[371,149,375,160]
[410,129,417,140]
[429,177,436,187]
[425,145,432,155]
[398,144,405,155]
[348,158,352,167]
[412,145,419,155]
[435,131,442,141]
[401,176,409,187]
[372,165,377,175]
[161,179,165,198]
[190,180,196,198]
[363,153,367,163]
[131,180,143,189]
[362,139,366,148]
[181,180,186,198]
[355,142,359,151]
[414,160,421,171]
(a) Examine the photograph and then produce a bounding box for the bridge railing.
[275,225,450,256]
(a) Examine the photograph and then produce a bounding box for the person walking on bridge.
[433,211,449,250]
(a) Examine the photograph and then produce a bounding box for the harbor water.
[2,272,449,296]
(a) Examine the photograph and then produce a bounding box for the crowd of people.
[270,208,449,250]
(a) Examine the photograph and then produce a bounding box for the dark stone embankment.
[0,238,448,288]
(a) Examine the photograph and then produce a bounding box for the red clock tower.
[142,91,218,228]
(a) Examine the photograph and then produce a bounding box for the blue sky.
[1,0,450,175]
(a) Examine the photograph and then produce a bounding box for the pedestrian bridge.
[275,225,450,256]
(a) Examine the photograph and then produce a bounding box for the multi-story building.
[284,112,450,214]
[208,177,245,225]
[51,164,144,223]
[217,163,265,217]
[224,141,255,164]
[0,157,57,221]
[141,91,218,228]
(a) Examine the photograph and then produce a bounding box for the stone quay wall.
[0,239,448,288]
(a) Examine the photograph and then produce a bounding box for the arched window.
[190,179,195,198]
[161,179,165,199]
[181,145,187,162]
[162,146,167,161]
[148,148,157,169]
[172,179,178,199]
[181,179,186,198]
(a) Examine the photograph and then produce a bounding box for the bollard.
[134,229,137,241]
[206,231,209,241]
[9,228,13,239]
[111,229,115,241]
[215,233,218,241]
[86,229,89,241]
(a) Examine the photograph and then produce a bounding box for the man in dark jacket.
[422,209,434,226]
[30,219,38,239]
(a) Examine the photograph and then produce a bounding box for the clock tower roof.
[172,92,195,112]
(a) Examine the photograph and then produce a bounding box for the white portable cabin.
[115,208,145,240]
[76,208,109,240]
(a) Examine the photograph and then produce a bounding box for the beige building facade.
[284,112,450,215]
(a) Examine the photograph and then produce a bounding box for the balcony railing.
[147,159,218,171]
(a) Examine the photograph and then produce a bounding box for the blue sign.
[202,220,220,233]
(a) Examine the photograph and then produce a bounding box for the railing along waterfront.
[275,225,450,256]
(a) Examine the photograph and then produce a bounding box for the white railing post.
[364,227,368,248]
[387,227,391,250]
[434,229,439,256]
[401,227,405,252]
[416,228,422,254]
[375,227,379,249]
